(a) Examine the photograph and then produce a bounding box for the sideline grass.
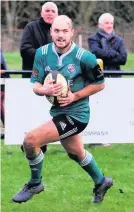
[3,52,134,72]
[4,52,22,78]
[4,52,21,70]
[1,142,134,212]
[121,53,134,71]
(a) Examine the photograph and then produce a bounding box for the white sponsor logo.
[59,121,67,130]
[66,116,74,125]
[45,66,52,73]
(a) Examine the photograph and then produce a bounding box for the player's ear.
[71,28,74,37]
[68,86,71,92]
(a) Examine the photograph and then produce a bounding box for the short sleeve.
[81,52,104,84]
[30,48,46,84]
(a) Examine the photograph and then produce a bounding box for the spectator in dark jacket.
[20,2,58,153]
[20,1,58,78]
[0,49,10,138]
[88,13,127,77]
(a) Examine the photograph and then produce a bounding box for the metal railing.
[2,70,134,76]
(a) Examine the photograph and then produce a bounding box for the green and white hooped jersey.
[31,42,104,123]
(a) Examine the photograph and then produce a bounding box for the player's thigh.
[25,119,60,147]
[61,134,84,155]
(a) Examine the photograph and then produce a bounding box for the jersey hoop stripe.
[76,48,85,60]
[42,44,48,55]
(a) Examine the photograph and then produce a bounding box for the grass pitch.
[1,142,134,212]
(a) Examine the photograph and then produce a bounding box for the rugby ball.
[44,71,68,105]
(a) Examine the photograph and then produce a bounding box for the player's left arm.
[59,53,104,106]
[73,81,104,102]
[73,54,105,101]
[59,82,104,106]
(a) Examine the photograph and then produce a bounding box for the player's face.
[41,5,58,24]
[99,17,114,34]
[51,21,74,53]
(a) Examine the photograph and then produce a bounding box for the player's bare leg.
[12,120,60,203]
[61,135,113,203]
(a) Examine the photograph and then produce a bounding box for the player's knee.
[23,132,36,152]
[68,153,80,163]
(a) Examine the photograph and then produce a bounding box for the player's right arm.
[30,48,62,96]
[32,81,62,96]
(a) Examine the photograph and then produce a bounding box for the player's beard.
[54,40,72,53]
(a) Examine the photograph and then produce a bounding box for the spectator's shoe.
[93,177,113,203]
[12,183,44,203]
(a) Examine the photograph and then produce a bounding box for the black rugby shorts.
[52,114,87,140]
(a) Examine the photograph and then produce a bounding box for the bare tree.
[3,1,14,37]
[1,0,134,52]
[79,1,97,27]
[1,1,42,37]
[1,0,43,51]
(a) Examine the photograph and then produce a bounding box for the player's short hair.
[52,15,73,29]
[98,13,114,24]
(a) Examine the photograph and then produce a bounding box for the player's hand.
[58,87,75,107]
[43,80,63,96]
